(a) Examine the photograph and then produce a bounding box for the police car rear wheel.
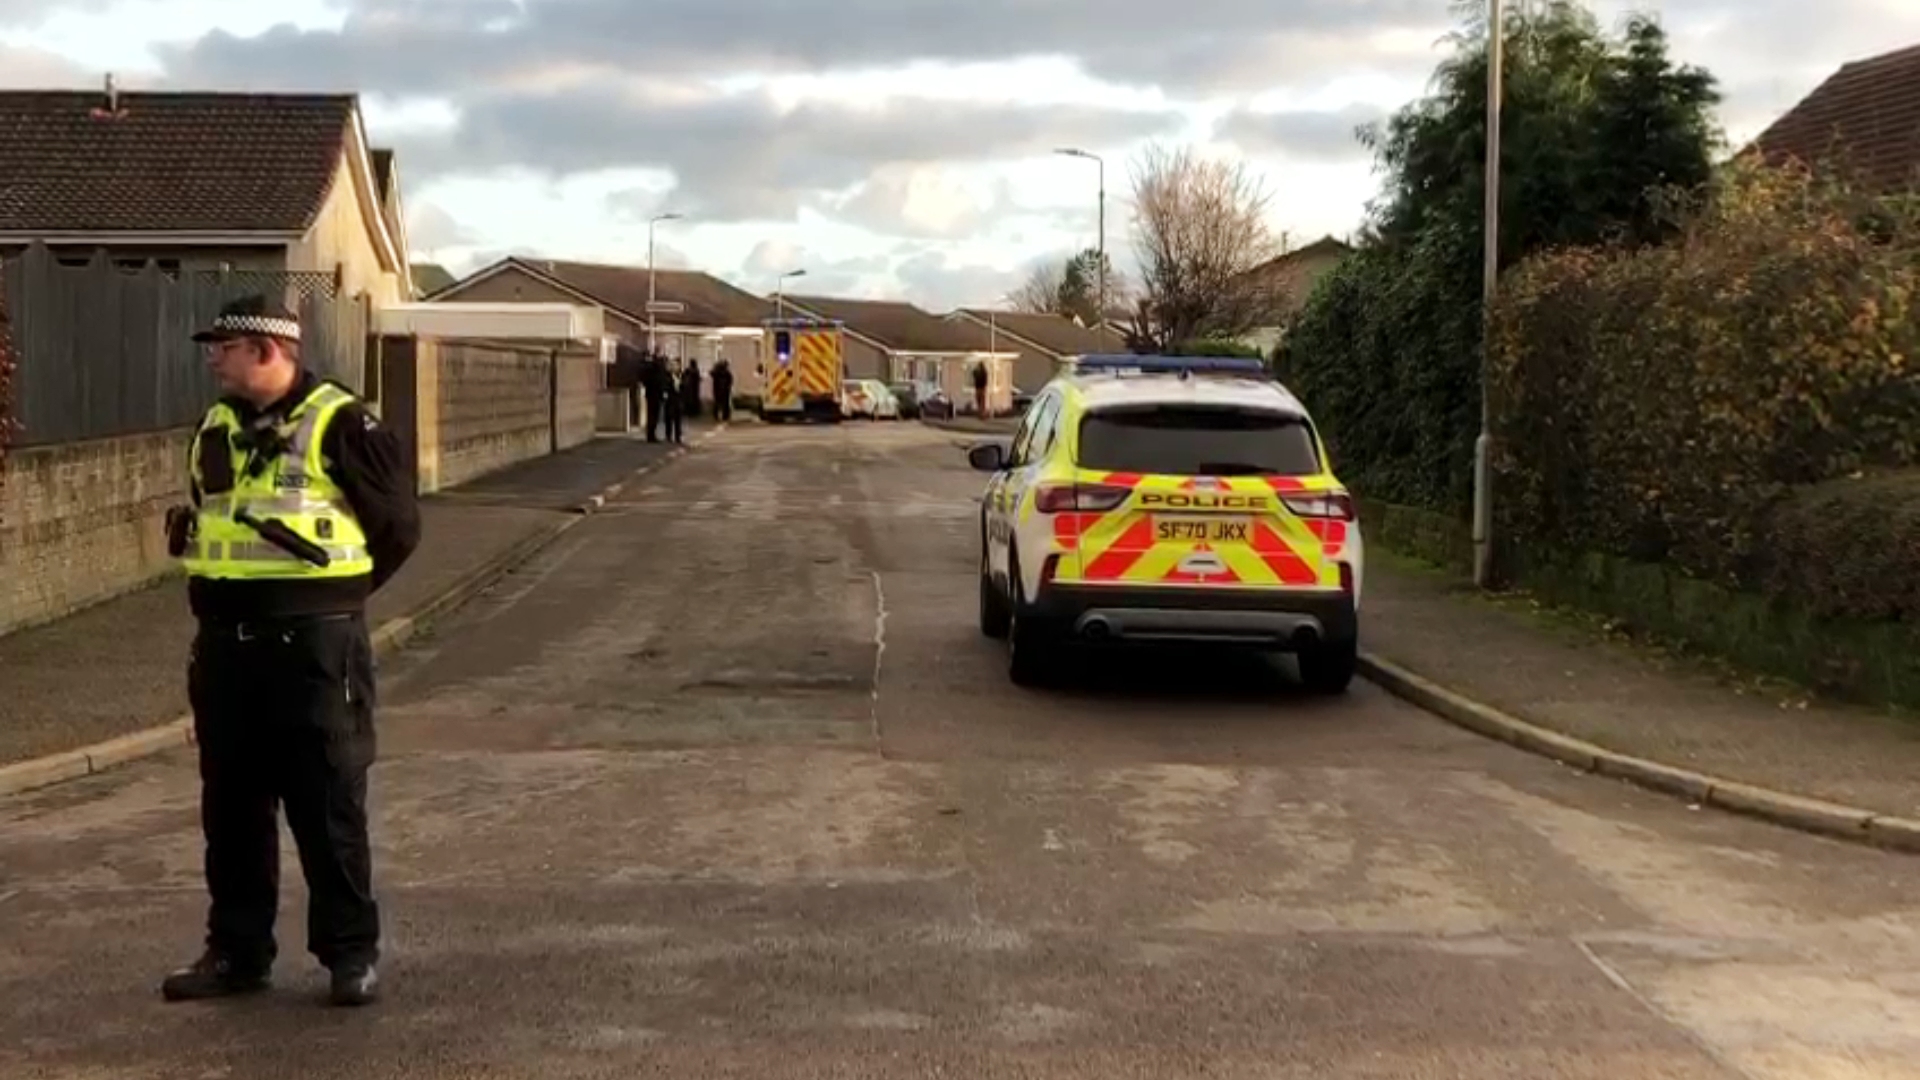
[979,553,1010,639]
[1006,561,1059,687]
[1297,637,1358,694]
[1008,613,1055,687]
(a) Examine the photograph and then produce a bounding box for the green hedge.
[1277,231,1483,516]
[1489,161,1920,595]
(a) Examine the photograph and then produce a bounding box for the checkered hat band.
[214,314,301,340]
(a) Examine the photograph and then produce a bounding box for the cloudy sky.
[3,0,1915,309]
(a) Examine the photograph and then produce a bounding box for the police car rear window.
[1077,407,1321,476]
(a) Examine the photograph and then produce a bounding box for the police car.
[969,355,1363,690]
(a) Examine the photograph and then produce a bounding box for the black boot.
[160,952,271,1001]
[329,961,379,1007]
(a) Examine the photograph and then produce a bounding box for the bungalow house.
[945,309,1128,392]
[1748,42,1920,196]
[0,84,411,307]
[426,257,773,385]
[780,295,1021,413]
[1237,235,1352,355]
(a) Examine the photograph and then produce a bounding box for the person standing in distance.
[161,295,420,1007]
[662,357,687,444]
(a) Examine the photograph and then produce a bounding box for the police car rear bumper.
[1032,584,1357,649]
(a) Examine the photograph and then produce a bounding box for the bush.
[1490,160,1920,604]
[1764,471,1920,623]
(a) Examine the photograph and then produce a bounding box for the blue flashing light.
[1070,353,1267,375]
[761,316,845,329]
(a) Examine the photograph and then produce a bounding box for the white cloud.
[0,40,87,85]
[7,0,1919,304]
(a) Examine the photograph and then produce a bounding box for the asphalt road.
[3,422,1918,1079]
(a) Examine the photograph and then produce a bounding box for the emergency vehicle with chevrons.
[969,354,1363,690]
[759,317,846,423]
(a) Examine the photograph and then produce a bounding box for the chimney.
[91,72,126,119]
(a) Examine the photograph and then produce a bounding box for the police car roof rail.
[1067,354,1269,379]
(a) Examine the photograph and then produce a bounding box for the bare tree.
[1006,259,1069,315]
[1007,249,1134,326]
[1128,143,1284,349]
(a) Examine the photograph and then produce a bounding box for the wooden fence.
[0,243,369,446]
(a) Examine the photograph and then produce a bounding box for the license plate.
[1155,515,1250,543]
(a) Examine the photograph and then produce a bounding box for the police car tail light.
[1281,493,1355,521]
[1035,482,1130,513]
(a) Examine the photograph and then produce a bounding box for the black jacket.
[188,370,422,622]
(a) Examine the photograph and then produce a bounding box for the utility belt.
[197,611,361,643]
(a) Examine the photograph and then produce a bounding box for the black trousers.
[189,613,379,972]
[664,407,684,443]
[644,393,665,442]
[713,393,732,422]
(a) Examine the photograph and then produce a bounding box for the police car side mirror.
[967,442,1009,472]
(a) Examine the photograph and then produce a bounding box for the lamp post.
[647,211,682,353]
[1055,147,1105,326]
[774,268,806,318]
[1472,0,1505,588]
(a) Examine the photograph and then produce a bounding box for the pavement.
[3,422,1919,1078]
[0,432,688,769]
[1363,558,1920,824]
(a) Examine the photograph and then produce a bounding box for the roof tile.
[785,295,1006,353]
[526,258,774,327]
[951,309,1127,357]
[1751,43,1920,195]
[0,91,355,233]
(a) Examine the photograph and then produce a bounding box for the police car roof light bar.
[761,316,845,329]
[1070,354,1267,376]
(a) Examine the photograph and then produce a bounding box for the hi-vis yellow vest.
[182,382,374,581]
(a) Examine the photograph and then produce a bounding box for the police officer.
[161,295,420,1007]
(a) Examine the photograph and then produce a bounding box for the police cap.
[191,294,302,344]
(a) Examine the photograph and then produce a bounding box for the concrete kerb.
[1356,652,1920,854]
[0,433,722,800]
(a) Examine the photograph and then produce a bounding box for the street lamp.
[647,211,682,353]
[774,268,806,318]
[1055,147,1105,328]
[1473,0,1504,588]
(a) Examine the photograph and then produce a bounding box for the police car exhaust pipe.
[1080,615,1114,641]
[1290,626,1320,650]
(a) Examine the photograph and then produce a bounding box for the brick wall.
[0,427,190,635]
[435,341,556,489]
